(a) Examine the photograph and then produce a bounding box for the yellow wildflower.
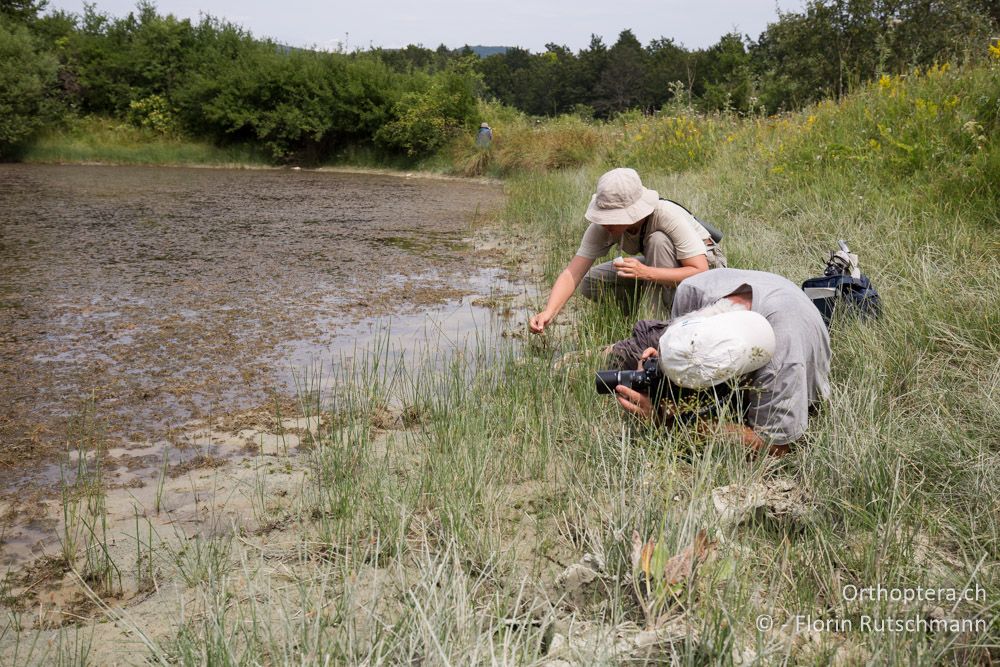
[990,40,1000,61]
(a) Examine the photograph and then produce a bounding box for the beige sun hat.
[584,168,659,226]
[480,122,490,128]
[658,310,776,388]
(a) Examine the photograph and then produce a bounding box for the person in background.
[529,168,725,334]
[475,122,493,148]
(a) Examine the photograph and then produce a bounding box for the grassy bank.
[20,115,458,173]
[21,116,271,167]
[3,61,999,664]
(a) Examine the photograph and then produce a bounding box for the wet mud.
[0,164,514,491]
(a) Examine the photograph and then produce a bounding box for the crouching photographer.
[601,269,832,457]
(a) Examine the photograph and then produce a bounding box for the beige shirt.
[575,200,709,260]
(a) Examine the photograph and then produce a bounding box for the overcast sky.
[46,0,807,53]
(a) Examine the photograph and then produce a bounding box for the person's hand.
[638,347,658,368]
[615,385,653,420]
[613,257,649,281]
[529,310,554,334]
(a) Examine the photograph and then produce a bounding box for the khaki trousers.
[580,233,727,318]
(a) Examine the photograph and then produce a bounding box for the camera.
[595,357,667,400]
[596,356,737,424]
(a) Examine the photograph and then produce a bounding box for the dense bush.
[0,18,59,157]
[24,4,418,161]
[375,63,481,156]
[126,94,179,134]
[3,0,996,163]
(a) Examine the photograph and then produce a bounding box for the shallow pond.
[0,164,519,491]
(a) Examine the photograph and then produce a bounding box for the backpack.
[660,198,724,244]
[802,240,882,327]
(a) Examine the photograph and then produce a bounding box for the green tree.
[577,34,608,101]
[373,44,437,73]
[0,17,58,157]
[477,50,517,105]
[645,37,690,108]
[596,30,649,115]
[169,15,257,136]
[478,46,534,110]
[188,45,341,159]
[881,0,994,73]
[0,0,47,24]
[375,61,481,156]
[752,0,996,112]
[524,45,578,115]
[699,32,753,112]
[752,2,847,111]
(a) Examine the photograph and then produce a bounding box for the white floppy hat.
[584,168,659,226]
[658,310,776,389]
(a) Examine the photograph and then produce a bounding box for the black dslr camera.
[595,357,667,400]
[596,356,736,424]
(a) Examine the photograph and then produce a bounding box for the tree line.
[468,0,995,117]
[1,0,996,161]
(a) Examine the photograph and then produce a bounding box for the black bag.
[802,240,882,327]
[660,198,724,243]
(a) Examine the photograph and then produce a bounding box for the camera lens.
[595,370,643,394]
[595,370,622,394]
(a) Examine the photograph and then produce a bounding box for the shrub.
[0,17,59,157]
[375,63,480,157]
[126,94,179,135]
[607,109,731,174]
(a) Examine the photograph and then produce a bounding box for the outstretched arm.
[529,255,594,334]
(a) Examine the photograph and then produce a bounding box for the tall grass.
[6,59,998,665]
[23,116,269,167]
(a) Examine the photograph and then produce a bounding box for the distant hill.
[468,46,509,58]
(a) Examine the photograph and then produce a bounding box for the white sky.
[46,0,807,53]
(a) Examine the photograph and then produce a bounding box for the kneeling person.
[529,168,725,334]
[613,269,831,455]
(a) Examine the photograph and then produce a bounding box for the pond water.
[0,164,519,490]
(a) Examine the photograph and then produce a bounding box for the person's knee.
[580,262,620,301]
[708,246,727,269]
[580,269,602,301]
[644,232,681,269]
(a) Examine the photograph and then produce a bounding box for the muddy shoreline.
[0,165,553,659]
[0,164,524,491]
[26,158,503,185]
